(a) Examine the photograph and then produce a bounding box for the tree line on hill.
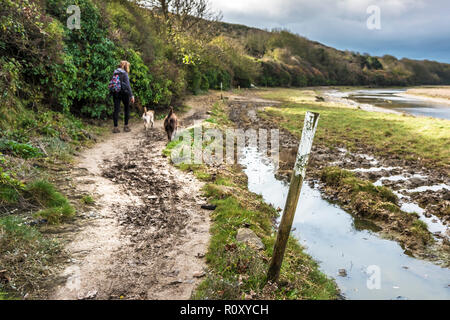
[2,0,450,121]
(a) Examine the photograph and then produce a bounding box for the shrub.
[0,154,25,205]
[0,139,43,159]
[81,195,95,205]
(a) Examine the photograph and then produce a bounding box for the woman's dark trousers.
[113,93,130,127]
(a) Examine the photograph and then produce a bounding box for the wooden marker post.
[267,111,320,282]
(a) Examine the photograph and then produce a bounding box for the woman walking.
[111,61,135,133]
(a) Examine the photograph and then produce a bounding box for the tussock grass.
[0,184,21,205]
[81,195,95,205]
[26,180,75,224]
[321,167,398,204]
[411,220,433,244]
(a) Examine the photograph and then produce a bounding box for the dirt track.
[49,99,213,300]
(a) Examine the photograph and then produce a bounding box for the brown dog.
[164,107,178,142]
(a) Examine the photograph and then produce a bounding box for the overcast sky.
[210,0,450,63]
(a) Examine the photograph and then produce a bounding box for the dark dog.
[164,107,178,142]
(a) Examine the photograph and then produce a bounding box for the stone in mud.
[78,290,97,300]
[407,177,427,188]
[236,228,265,250]
[443,190,450,201]
[193,271,206,278]
[368,171,383,180]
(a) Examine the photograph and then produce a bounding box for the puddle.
[392,191,448,236]
[239,147,450,300]
[348,170,448,236]
[373,174,427,186]
[351,167,400,173]
[400,201,447,235]
[404,184,450,193]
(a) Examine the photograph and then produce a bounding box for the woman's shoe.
[124,125,131,132]
[113,127,120,134]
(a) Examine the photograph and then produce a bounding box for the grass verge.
[164,101,339,300]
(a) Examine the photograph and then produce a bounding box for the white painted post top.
[293,112,320,178]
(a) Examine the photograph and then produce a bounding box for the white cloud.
[210,0,450,62]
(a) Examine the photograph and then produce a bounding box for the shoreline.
[398,92,450,107]
[321,90,402,115]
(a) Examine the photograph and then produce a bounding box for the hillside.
[215,22,450,88]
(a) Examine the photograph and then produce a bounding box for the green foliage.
[320,166,355,186]
[0,57,23,115]
[44,0,117,117]
[0,139,43,159]
[0,154,25,205]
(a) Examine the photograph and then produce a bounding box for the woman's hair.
[118,60,130,73]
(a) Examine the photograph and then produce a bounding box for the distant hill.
[213,21,450,87]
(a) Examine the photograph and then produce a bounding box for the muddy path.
[47,96,214,300]
[224,91,449,265]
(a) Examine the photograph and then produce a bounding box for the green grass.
[321,167,398,204]
[411,220,433,244]
[0,100,104,298]
[81,195,95,205]
[258,89,450,169]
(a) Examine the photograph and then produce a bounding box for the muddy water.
[239,147,450,300]
[347,89,450,120]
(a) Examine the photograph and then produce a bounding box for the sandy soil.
[47,97,214,300]
[400,87,450,106]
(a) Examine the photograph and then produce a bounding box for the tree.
[134,0,221,36]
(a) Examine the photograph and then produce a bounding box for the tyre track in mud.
[50,102,212,300]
